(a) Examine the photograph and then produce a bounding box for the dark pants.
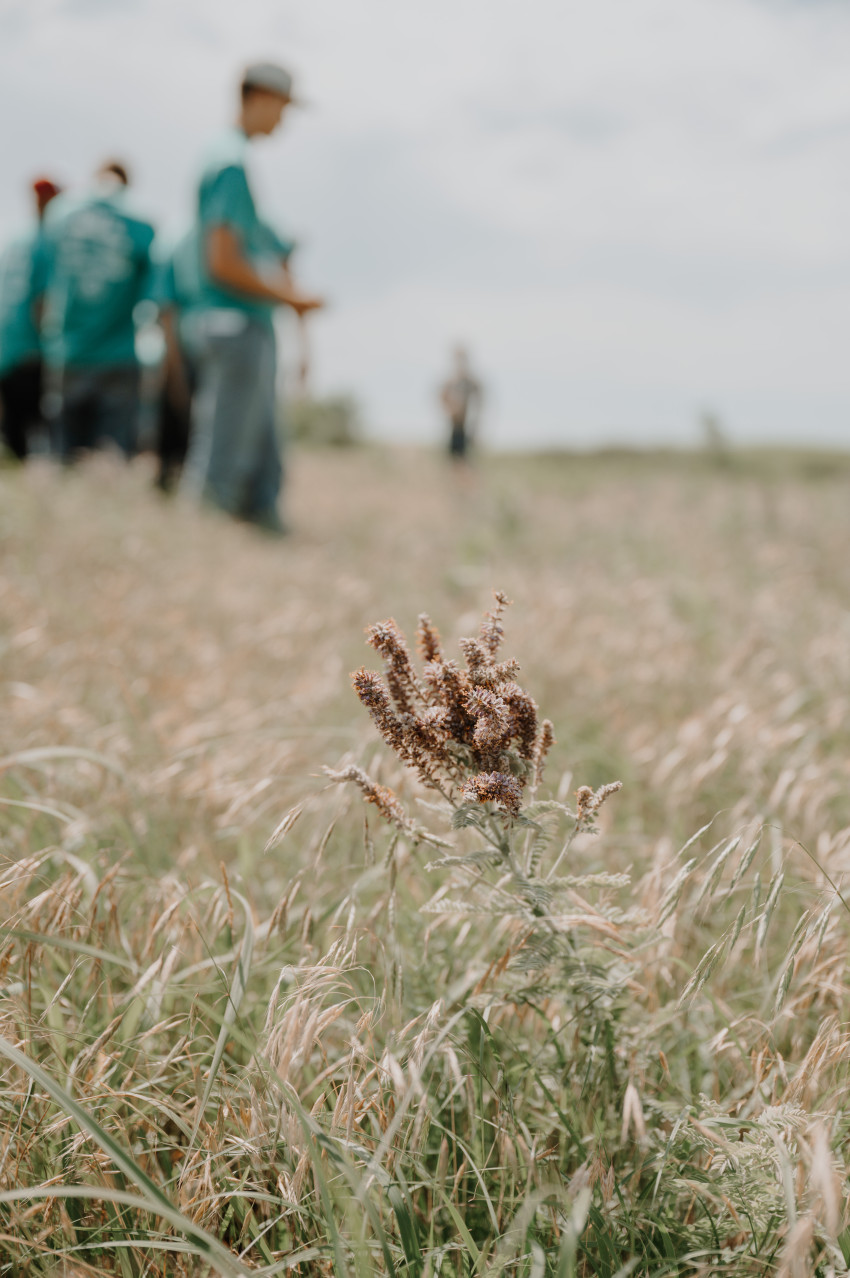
[56,364,141,463]
[0,359,43,461]
[156,356,195,492]
[449,414,468,459]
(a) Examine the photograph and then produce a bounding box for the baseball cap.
[241,62,299,102]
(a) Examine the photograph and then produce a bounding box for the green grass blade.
[0,1037,248,1276]
[0,924,137,970]
[0,796,77,823]
[438,1192,481,1265]
[389,1185,423,1277]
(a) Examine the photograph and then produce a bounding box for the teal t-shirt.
[195,130,294,324]
[41,186,155,369]
[0,226,50,376]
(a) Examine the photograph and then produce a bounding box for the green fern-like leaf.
[451,803,487,831]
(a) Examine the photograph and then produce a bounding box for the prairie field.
[2,445,850,1276]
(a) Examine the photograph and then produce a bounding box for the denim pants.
[54,364,140,462]
[182,316,282,521]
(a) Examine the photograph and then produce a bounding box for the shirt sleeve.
[200,165,256,236]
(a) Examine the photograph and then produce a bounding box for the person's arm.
[206,226,322,314]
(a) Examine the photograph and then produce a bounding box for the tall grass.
[2,451,850,1273]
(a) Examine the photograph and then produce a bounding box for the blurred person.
[157,218,298,494]
[182,61,323,534]
[0,177,61,460]
[440,345,483,463]
[41,160,155,462]
[152,228,202,492]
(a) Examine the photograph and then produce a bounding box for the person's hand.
[290,294,324,316]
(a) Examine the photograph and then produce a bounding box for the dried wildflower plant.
[337,592,562,814]
[327,592,628,1000]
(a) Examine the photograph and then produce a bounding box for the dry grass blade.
[190,887,256,1145]
[0,744,127,777]
[264,803,305,852]
[0,1035,248,1276]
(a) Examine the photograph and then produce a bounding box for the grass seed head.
[577,780,623,824]
[324,765,408,827]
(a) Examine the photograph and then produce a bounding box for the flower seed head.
[479,590,512,658]
[325,765,407,827]
[417,614,443,663]
[461,770,523,817]
[534,719,555,785]
[366,618,420,715]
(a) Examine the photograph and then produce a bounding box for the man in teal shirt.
[0,177,61,460]
[41,161,155,461]
[182,62,323,532]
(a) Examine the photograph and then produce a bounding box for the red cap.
[32,177,62,200]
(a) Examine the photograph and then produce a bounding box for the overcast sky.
[2,0,850,448]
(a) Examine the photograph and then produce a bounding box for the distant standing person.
[440,346,482,462]
[183,62,323,533]
[41,161,155,463]
[0,177,62,461]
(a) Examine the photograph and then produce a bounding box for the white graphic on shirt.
[58,207,135,300]
[0,242,35,311]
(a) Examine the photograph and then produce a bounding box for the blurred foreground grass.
[2,445,850,1275]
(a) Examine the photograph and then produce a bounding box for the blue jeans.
[182,316,282,521]
[54,364,140,462]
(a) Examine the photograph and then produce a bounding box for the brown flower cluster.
[348,592,556,818]
[461,771,524,818]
